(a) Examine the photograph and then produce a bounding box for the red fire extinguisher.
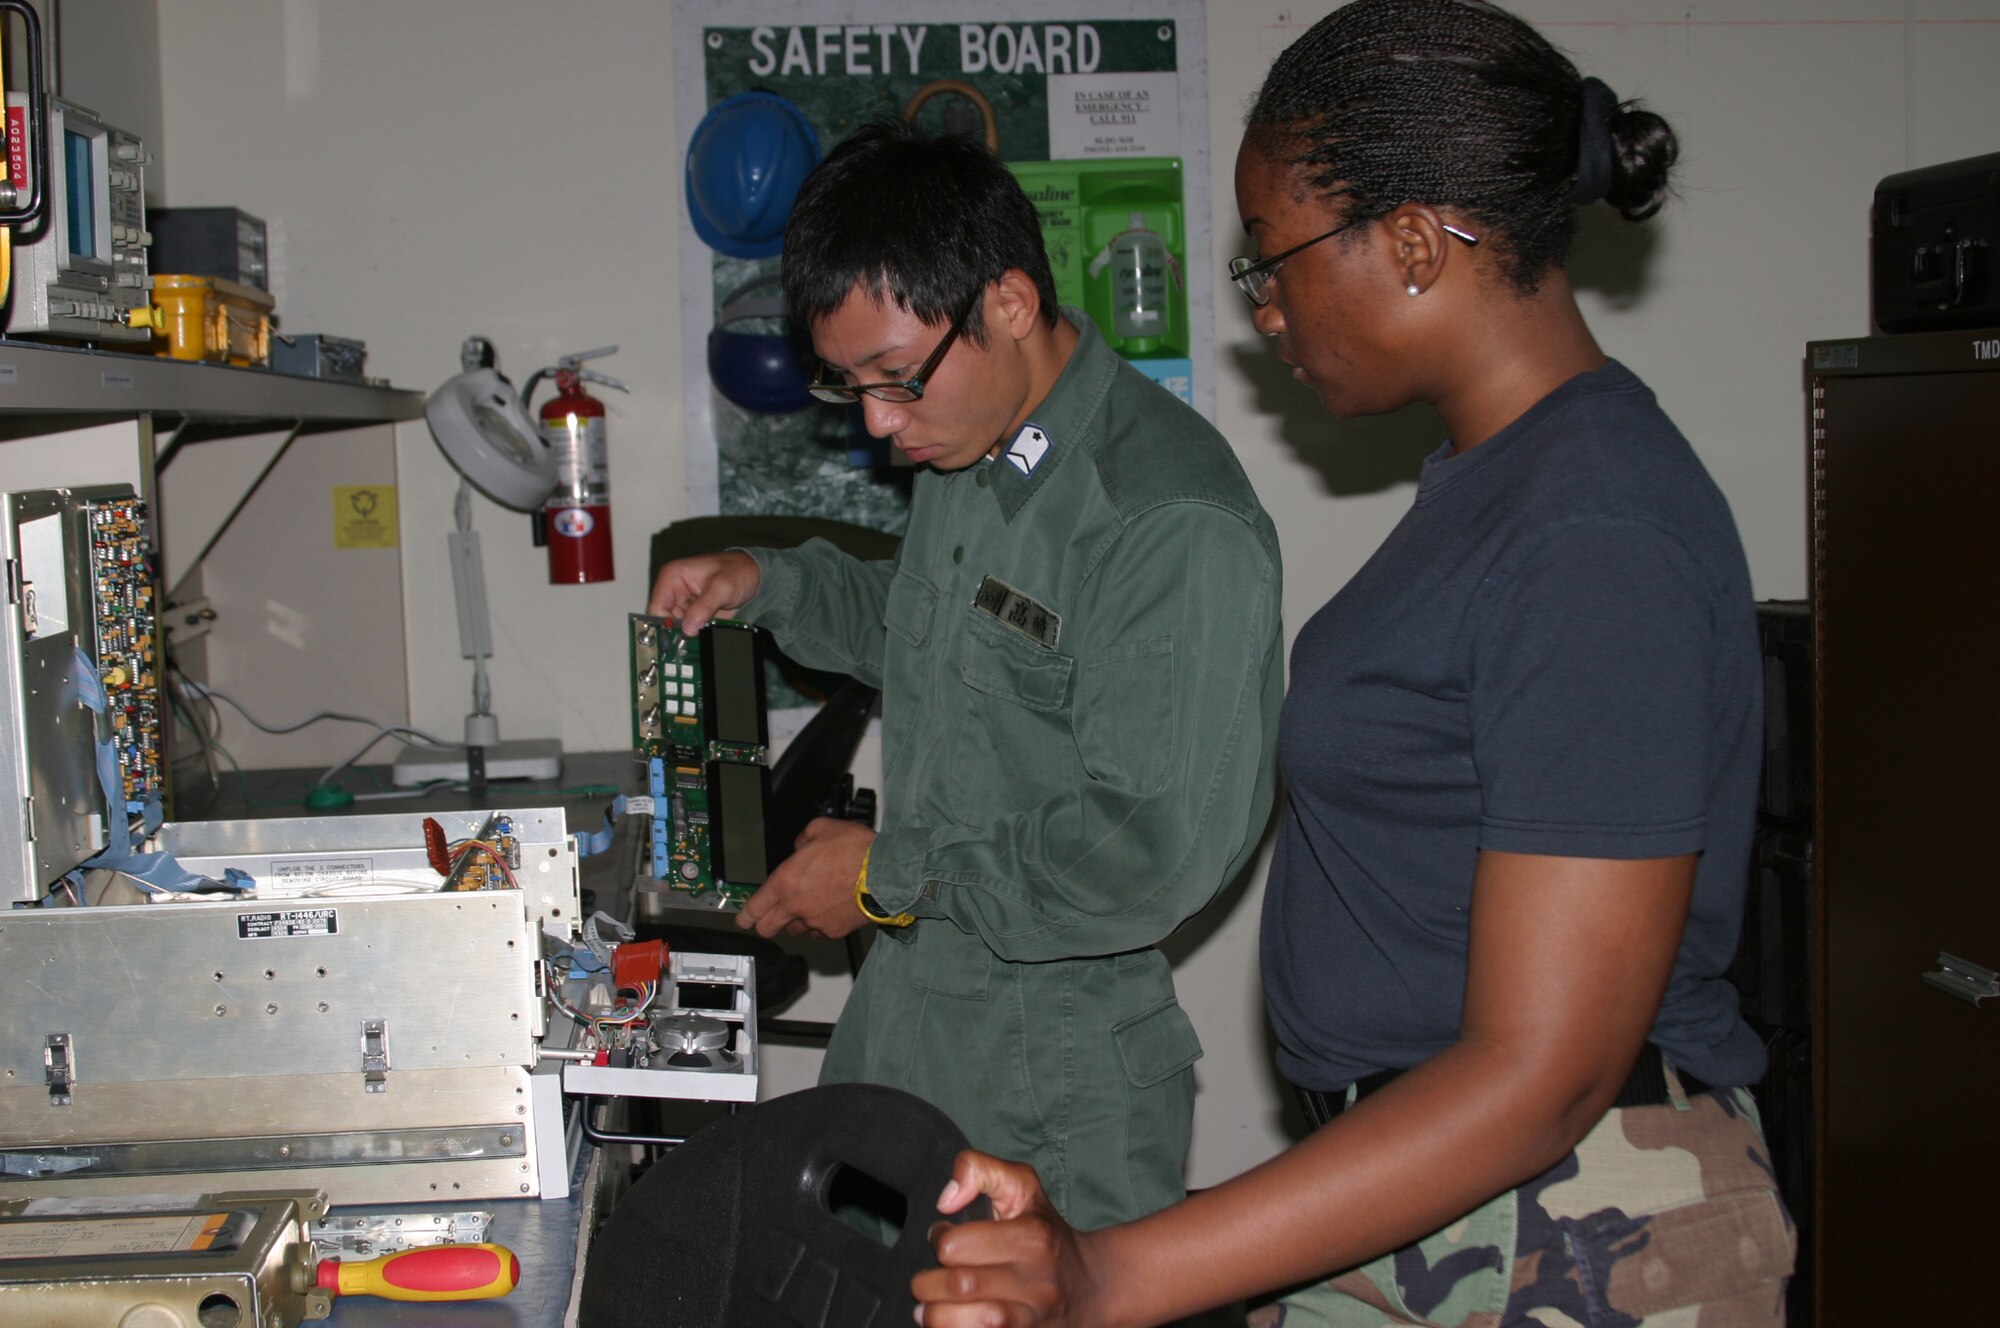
[528,345,627,584]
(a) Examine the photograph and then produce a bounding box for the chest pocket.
[948,610,1075,816]
[958,611,1073,711]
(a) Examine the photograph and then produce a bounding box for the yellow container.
[131,273,275,366]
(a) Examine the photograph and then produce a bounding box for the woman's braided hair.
[1247,0,1678,293]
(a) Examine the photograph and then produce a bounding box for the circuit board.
[2,486,166,902]
[87,497,162,809]
[628,615,773,906]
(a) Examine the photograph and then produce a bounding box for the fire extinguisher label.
[551,508,596,538]
[543,415,610,495]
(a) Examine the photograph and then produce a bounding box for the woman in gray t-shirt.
[916,2,1794,1325]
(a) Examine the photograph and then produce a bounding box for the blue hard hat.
[685,91,821,260]
[707,276,813,414]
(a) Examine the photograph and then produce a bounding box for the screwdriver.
[315,1243,521,1301]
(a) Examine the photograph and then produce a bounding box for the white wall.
[60,0,165,191]
[146,0,2000,1185]
[156,0,682,764]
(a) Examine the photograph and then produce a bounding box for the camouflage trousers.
[1269,1077,1794,1328]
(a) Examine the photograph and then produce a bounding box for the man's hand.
[913,1150,1102,1328]
[736,817,875,940]
[647,551,762,634]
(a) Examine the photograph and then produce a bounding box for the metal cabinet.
[1807,329,2000,1324]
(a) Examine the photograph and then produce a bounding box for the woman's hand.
[913,1150,1102,1328]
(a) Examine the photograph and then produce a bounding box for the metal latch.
[361,1019,391,1093]
[1922,952,1999,1007]
[44,1033,73,1106]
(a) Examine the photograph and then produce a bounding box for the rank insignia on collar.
[1004,423,1050,476]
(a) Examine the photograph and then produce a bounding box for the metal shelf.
[0,338,423,428]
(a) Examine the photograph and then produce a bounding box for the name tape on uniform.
[972,575,1060,650]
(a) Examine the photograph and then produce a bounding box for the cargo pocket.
[1111,998,1203,1087]
[1570,1186,1795,1321]
[1076,635,1176,794]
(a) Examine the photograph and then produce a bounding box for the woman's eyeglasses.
[1228,218,1480,307]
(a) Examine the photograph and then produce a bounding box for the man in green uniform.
[648,120,1280,1231]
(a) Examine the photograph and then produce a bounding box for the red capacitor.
[611,938,668,990]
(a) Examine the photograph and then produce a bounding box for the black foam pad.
[579,1083,990,1327]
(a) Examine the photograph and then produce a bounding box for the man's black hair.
[1247,0,1678,293]
[782,118,1060,347]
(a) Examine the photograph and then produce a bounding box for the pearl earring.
[1406,282,1421,297]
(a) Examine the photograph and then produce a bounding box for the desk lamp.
[392,337,562,785]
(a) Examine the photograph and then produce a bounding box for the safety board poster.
[672,1,1212,542]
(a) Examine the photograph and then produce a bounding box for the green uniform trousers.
[822,919,1203,1231]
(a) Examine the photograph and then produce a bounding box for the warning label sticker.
[270,858,374,890]
[0,1211,235,1259]
[236,909,340,940]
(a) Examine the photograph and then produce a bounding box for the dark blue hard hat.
[707,276,813,414]
[685,91,821,260]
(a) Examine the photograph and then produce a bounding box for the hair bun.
[1603,101,1679,222]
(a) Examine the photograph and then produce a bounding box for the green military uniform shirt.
[742,312,1281,1228]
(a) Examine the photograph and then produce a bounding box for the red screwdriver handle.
[316,1242,520,1301]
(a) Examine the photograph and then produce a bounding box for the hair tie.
[1570,76,1619,205]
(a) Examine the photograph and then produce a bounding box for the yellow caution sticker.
[334,485,398,549]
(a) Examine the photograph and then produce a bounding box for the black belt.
[1292,1045,1713,1129]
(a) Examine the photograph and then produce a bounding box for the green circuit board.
[88,497,162,807]
[628,615,772,904]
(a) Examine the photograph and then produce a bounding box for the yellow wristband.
[853,846,915,927]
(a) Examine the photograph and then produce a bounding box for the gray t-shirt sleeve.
[1471,517,1715,859]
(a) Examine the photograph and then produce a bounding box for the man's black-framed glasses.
[807,289,984,404]
[1227,217,1480,307]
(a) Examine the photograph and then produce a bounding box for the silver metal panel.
[4,1125,525,1178]
[0,1066,536,1146]
[0,485,141,902]
[529,1061,572,1202]
[0,810,578,1204]
[155,806,581,942]
[0,893,539,1083]
[0,1067,546,1205]
[0,1156,540,1207]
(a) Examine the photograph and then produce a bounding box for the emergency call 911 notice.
[1047,70,1179,158]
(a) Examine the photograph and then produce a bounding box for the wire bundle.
[542,955,658,1051]
[168,675,462,803]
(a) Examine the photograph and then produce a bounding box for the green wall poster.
[673,1,1212,552]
